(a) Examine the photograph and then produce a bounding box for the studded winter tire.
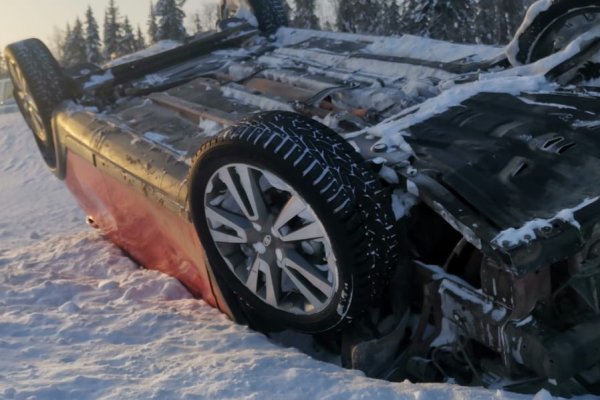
[221,0,288,35]
[508,0,600,66]
[5,39,69,169]
[189,112,399,333]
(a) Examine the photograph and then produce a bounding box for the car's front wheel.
[189,112,399,333]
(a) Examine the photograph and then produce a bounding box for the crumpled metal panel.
[408,90,600,230]
[406,89,600,271]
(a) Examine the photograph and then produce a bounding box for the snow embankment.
[0,110,573,399]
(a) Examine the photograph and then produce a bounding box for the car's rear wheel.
[189,112,399,333]
[508,0,600,66]
[221,0,288,35]
[4,39,69,169]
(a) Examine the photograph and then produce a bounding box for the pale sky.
[0,0,221,51]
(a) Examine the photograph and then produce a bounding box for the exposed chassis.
[6,1,600,395]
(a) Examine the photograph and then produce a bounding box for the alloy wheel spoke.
[283,250,333,297]
[245,256,280,307]
[246,255,262,293]
[282,263,324,310]
[273,195,306,233]
[219,167,263,221]
[7,62,22,89]
[263,262,281,307]
[30,108,46,140]
[206,205,251,244]
[279,221,324,242]
[16,90,26,102]
[208,229,247,244]
[218,167,250,218]
[235,165,267,221]
[262,170,289,191]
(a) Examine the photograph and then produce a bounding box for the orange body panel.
[64,152,217,307]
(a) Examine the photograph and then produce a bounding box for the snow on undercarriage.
[5,0,600,396]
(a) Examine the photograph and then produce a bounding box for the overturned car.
[5,0,600,395]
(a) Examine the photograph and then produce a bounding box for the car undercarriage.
[6,0,600,395]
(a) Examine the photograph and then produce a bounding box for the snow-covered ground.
[0,109,586,399]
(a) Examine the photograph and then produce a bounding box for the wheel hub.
[262,234,272,247]
[204,163,339,315]
[253,242,268,255]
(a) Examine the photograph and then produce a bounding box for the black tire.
[4,39,68,169]
[248,0,288,35]
[189,112,400,333]
[508,0,600,66]
[222,0,288,35]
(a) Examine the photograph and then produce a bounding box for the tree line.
[55,0,189,67]
[53,0,536,69]
[1,0,539,77]
[290,0,535,45]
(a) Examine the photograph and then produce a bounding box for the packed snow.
[83,71,114,90]
[198,119,223,137]
[0,109,579,399]
[276,27,503,63]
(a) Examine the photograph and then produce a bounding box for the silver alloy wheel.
[204,163,339,315]
[7,59,47,143]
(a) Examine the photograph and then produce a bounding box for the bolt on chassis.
[6,0,600,395]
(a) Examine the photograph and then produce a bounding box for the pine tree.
[337,0,383,34]
[155,0,187,41]
[48,26,68,63]
[398,0,476,43]
[290,0,319,30]
[136,26,146,50]
[61,23,72,65]
[103,0,122,59]
[119,16,138,55]
[191,11,203,34]
[473,0,530,44]
[148,1,159,44]
[336,0,359,33]
[63,18,87,67]
[85,6,103,64]
[380,0,401,36]
[397,0,532,45]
